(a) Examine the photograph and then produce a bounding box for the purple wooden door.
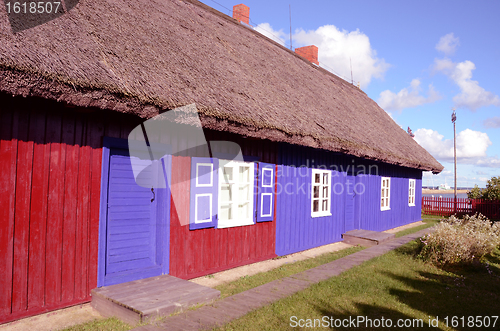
[99,142,170,286]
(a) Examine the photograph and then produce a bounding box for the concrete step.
[342,229,395,247]
[91,275,220,325]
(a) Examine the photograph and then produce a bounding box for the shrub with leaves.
[418,213,500,265]
[466,176,500,200]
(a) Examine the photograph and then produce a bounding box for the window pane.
[322,199,328,211]
[239,166,249,183]
[381,199,384,207]
[313,185,319,198]
[323,173,328,185]
[323,186,328,198]
[381,189,385,198]
[223,166,233,182]
[313,199,319,212]
[239,203,249,219]
[221,184,232,202]
[220,204,232,221]
[315,173,320,183]
[239,184,249,201]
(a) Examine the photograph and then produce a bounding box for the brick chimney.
[295,45,319,65]
[233,4,250,25]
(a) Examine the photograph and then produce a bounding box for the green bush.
[418,213,500,265]
[467,184,483,199]
[467,176,500,200]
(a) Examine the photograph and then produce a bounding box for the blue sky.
[200,0,500,188]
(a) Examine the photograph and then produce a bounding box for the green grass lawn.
[62,317,131,331]
[217,215,439,298]
[394,214,440,237]
[216,246,364,299]
[214,242,500,330]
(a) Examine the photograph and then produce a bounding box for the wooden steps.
[91,275,220,325]
[342,229,395,247]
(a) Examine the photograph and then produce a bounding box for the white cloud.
[293,25,389,87]
[436,33,460,55]
[414,128,500,167]
[483,117,500,129]
[254,23,286,46]
[377,79,441,111]
[433,58,500,110]
[476,158,500,168]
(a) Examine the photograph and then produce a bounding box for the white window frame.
[260,193,273,217]
[261,168,273,188]
[217,160,255,228]
[381,177,391,211]
[408,179,416,207]
[311,169,332,218]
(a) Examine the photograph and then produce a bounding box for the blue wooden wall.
[356,168,422,232]
[276,143,422,256]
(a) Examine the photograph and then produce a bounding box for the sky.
[200,0,500,188]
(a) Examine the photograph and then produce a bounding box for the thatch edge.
[0,65,441,172]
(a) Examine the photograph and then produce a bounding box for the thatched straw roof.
[0,0,443,173]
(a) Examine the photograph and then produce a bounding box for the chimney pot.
[233,4,250,25]
[295,45,319,65]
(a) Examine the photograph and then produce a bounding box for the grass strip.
[217,217,440,298]
[216,246,365,299]
[394,215,440,237]
[62,317,131,331]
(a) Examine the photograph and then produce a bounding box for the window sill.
[409,204,415,207]
[311,212,332,218]
[217,220,255,229]
[380,208,391,211]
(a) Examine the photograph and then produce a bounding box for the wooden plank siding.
[0,94,140,324]
[169,134,278,279]
[276,143,422,256]
[0,93,281,321]
[356,166,422,232]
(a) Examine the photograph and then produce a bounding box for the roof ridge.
[180,0,363,93]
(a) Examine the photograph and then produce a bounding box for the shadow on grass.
[378,247,500,329]
[311,244,500,330]
[314,301,432,330]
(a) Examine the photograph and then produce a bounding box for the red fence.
[422,197,500,220]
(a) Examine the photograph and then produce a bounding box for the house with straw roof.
[0,0,442,323]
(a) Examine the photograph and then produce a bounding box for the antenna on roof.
[350,57,353,84]
[289,4,292,50]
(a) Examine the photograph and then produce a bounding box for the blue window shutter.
[256,162,275,222]
[190,157,218,230]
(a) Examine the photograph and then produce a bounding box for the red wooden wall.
[169,156,277,279]
[0,92,281,322]
[169,134,279,279]
[0,94,139,324]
